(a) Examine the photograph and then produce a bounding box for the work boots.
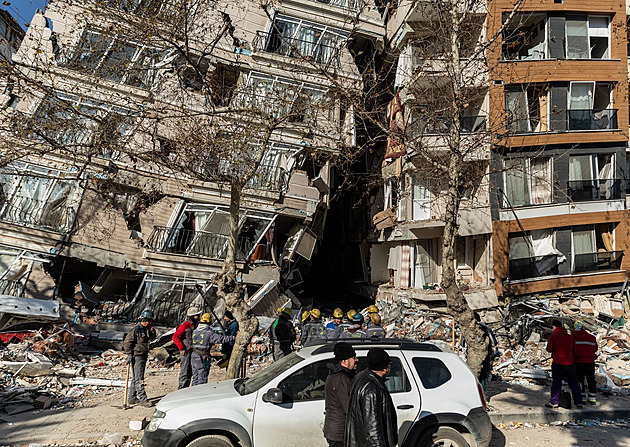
[588,393,597,405]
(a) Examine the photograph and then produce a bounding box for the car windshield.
[235,352,304,395]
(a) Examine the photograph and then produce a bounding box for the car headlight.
[146,410,166,432]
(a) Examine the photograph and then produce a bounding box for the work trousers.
[191,353,211,386]
[273,342,292,361]
[177,350,192,389]
[128,355,149,402]
[550,362,582,405]
[575,362,597,394]
[326,440,343,447]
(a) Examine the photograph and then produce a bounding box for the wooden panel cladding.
[492,209,630,296]
[487,0,629,147]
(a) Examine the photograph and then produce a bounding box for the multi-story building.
[489,0,630,302]
[0,9,24,60]
[0,0,385,326]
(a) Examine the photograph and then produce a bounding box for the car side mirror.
[262,388,283,404]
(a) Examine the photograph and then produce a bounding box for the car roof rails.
[310,338,443,355]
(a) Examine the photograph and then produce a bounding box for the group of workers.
[270,305,386,360]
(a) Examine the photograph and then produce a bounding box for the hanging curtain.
[566,17,589,59]
[601,224,614,252]
[569,83,593,130]
[530,158,551,204]
[296,25,318,59]
[400,244,410,289]
[573,229,594,254]
[598,156,613,199]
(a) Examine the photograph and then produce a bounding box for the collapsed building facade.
[0,0,385,327]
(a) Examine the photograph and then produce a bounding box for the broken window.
[209,64,240,106]
[411,173,430,221]
[63,28,164,88]
[508,229,565,280]
[0,162,79,233]
[503,157,552,207]
[572,224,622,273]
[412,239,438,288]
[568,153,619,201]
[237,71,327,124]
[505,85,547,133]
[502,13,547,60]
[263,15,347,66]
[247,143,298,191]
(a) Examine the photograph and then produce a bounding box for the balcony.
[509,255,559,281]
[408,115,486,136]
[566,109,618,131]
[509,109,618,134]
[0,199,75,233]
[313,0,360,11]
[567,179,622,202]
[145,227,254,261]
[573,250,624,273]
[253,31,341,67]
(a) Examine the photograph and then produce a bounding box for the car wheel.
[418,426,470,447]
[187,434,234,447]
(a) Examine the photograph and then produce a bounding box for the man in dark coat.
[573,320,598,405]
[323,343,357,447]
[546,319,583,409]
[172,306,201,389]
[123,309,157,407]
[345,348,397,447]
[270,307,295,360]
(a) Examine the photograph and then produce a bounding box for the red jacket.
[546,327,575,365]
[172,319,194,351]
[573,329,598,363]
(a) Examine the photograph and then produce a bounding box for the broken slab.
[69,377,126,387]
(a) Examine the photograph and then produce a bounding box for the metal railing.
[409,115,486,136]
[145,226,254,260]
[509,254,559,280]
[567,179,622,202]
[247,166,286,191]
[253,30,342,66]
[314,0,361,11]
[0,199,75,233]
[510,108,618,133]
[573,250,624,273]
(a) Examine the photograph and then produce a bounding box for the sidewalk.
[487,381,630,425]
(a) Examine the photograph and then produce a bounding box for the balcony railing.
[253,31,342,67]
[409,115,486,136]
[509,255,559,281]
[0,199,75,233]
[510,108,618,134]
[566,109,618,131]
[567,179,622,202]
[573,250,624,273]
[314,0,361,10]
[145,227,254,260]
[247,166,286,191]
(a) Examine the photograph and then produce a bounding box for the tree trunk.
[441,0,488,379]
[215,180,259,379]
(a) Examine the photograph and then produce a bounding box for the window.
[412,357,451,389]
[413,240,438,288]
[64,29,164,88]
[568,154,619,201]
[356,356,411,393]
[503,157,552,207]
[411,173,430,221]
[508,229,565,280]
[239,353,304,395]
[236,72,327,124]
[572,224,621,273]
[278,360,330,401]
[0,163,78,233]
[456,237,468,268]
[505,85,547,133]
[264,15,347,66]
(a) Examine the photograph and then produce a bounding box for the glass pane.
[569,155,592,180]
[509,234,531,259]
[506,89,529,132]
[278,360,330,401]
[531,158,551,204]
[97,40,138,82]
[573,229,594,254]
[71,31,113,71]
[505,159,529,206]
[567,17,589,58]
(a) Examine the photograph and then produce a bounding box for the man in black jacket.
[323,343,357,447]
[345,348,397,447]
[123,309,157,407]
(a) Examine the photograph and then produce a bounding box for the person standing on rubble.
[573,320,598,405]
[270,307,296,360]
[545,319,583,409]
[123,309,157,407]
[323,343,357,447]
[366,314,385,338]
[172,306,202,389]
[218,310,239,369]
[301,308,327,346]
[191,313,236,385]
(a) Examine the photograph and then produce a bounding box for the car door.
[252,359,330,447]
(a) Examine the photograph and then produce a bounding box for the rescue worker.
[545,319,582,409]
[573,320,598,405]
[366,313,385,338]
[340,313,367,339]
[270,307,296,360]
[218,310,239,369]
[366,305,380,328]
[191,313,236,386]
[123,309,156,407]
[172,306,202,389]
[335,309,356,338]
[326,308,344,338]
[301,308,327,346]
[300,310,311,331]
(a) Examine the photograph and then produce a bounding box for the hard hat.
[347,309,357,320]
[187,306,202,317]
[310,308,321,319]
[333,308,343,318]
[352,313,364,324]
[574,320,584,331]
[280,307,292,317]
[367,305,379,313]
[301,310,311,322]
[139,309,154,320]
[200,313,212,323]
[371,314,381,325]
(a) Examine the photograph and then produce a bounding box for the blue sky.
[2,0,48,31]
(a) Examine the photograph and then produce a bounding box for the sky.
[2,0,48,31]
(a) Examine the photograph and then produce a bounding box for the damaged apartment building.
[0,0,385,327]
[365,0,630,319]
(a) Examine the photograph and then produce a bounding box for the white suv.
[142,339,491,447]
